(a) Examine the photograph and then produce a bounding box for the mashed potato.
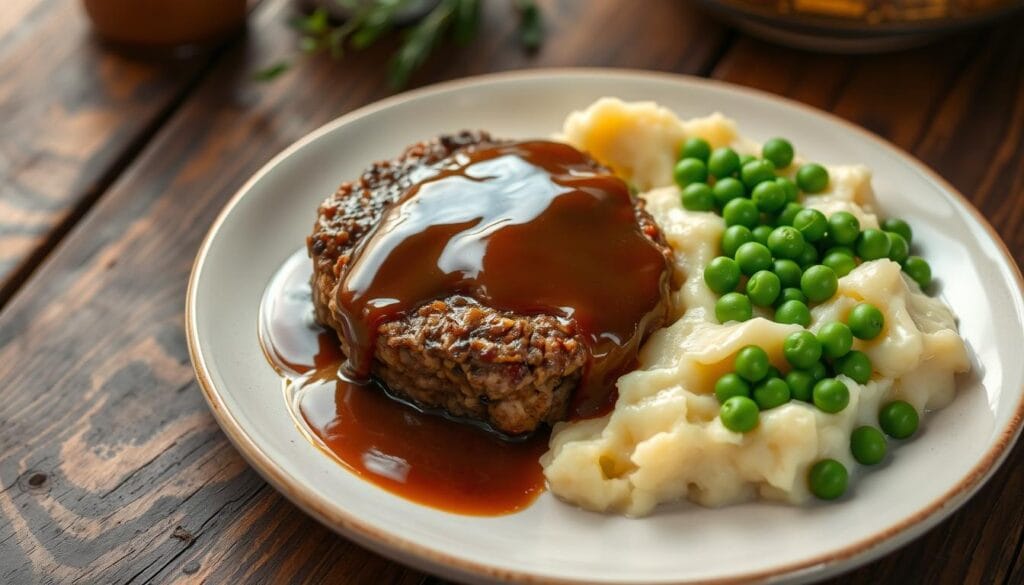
[542,99,970,516]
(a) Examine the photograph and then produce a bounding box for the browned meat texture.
[307,132,671,435]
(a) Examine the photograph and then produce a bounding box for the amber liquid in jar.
[83,0,247,51]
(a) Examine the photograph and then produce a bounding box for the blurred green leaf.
[453,0,480,45]
[252,61,290,81]
[351,0,410,49]
[267,0,542,89]
[300,36,320,53]
[516,0,543,51]
[389,0,459,88]
[327,27,348,58]
[296,8,330,34]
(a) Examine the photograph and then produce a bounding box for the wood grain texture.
[0,1,728,583]
[2,0,1022,581]
[0,0,223,308]
[713,17,1024,585]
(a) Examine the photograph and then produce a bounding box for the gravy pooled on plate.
[260,252,548,516]
[260,136,673,514]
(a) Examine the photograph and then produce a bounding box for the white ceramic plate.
[186,70,1024,584]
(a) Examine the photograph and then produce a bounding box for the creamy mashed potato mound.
[543,98,970,516]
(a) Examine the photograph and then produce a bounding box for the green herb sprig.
[255,0,543,88]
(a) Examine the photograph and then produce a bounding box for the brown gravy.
[260,252,548,516]
[259,140,670,515]
[335,141,670,417]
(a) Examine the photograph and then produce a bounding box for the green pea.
[746,270,781,307]
[813,378,850,413]
[879,400,919,439]
[714,372,751,403]
[796,163,829,193]
[673,158,708,187]
[856,228,891,260]
[752,225,773,246]
[767,226,805,260]
[754,377,791,410]
[808,360,827,381]
[704,256,741,294]
[800,264,838,303]
[822,251,856,278]
[783,330,823,369]
[681,183,715,211]
[713,177,746,207]
[776,203,803,227]
[752,181,787,213]
[735,242,773,275]
[716,292,752,323]
[850,426,887,465]
[723,197,760,228]
[848,303,884,340]
[735,345,771,382]
[836,350,872,384]
[708,147,741,179]
[903,256,932,289]
[739,153,756,166]
[815,233,838,251]
[765,365,782,380]
[720,396,760,433]
[776,287,807,306]
[817,322,853,358]
[680,137,711,162]
[793,208,828,242]
[797,242,819,268]
[808,459,848,500]
[773,259,803,288]
[882,218,913,244]
[827,211,861,245]
[775,300,811,326]
[824,245,855,258]
[886,232,910,264]
[740,159,776,190]
[786,370,816,401]
[762,138,794,169]
[722,225,754,258]
[776,177,799,203]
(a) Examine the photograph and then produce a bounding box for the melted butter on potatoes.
[542,99,970,516]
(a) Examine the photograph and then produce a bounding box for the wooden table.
[1,1,1022,583]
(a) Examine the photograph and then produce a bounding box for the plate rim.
[185,68,1024,585]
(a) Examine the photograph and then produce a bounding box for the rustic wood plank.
[712,34,981,153]
[0,1,729,583]
[712,18,1024,585]
[0,0,223,307]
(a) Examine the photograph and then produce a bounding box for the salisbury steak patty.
[308,132,671,435]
